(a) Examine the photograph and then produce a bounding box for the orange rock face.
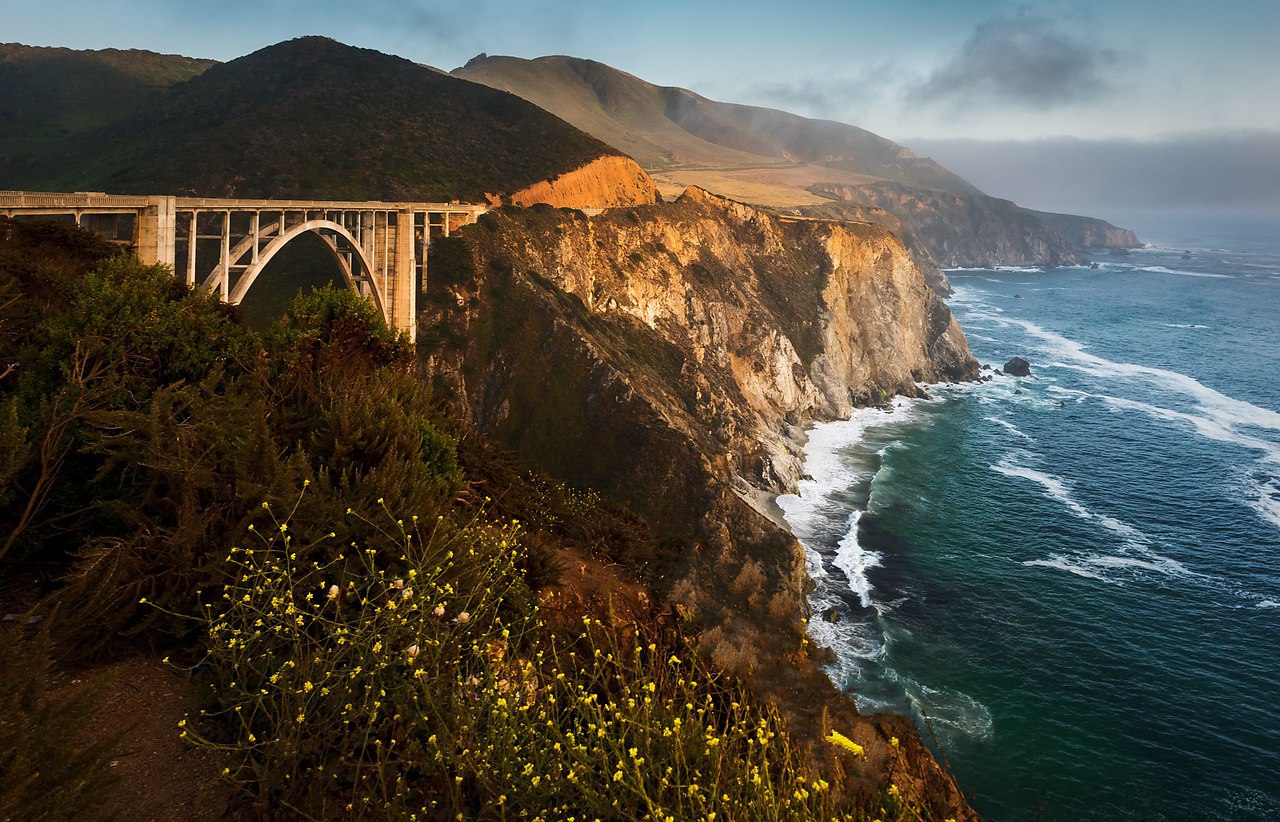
[506,155,660,209]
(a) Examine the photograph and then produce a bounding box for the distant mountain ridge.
[454,54,1140,282]
[0,43,213,178]
[1,38,653,205]
[455,54,979,196]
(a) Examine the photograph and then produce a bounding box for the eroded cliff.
[807,181,1084,268]
[420,189,978,817]
[1032,209,1142,250]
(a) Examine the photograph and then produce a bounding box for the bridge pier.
[134,196,177,269]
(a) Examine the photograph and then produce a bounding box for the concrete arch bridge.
[0,191,490,339]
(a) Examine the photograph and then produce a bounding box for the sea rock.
[1003,356,1031,377]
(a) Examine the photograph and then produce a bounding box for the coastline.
[761,390,977,812]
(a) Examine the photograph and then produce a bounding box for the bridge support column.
[134,196,177,269]
[393,210,417,340]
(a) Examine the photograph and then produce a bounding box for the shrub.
[175,500,883,820]
[0,622,122,821]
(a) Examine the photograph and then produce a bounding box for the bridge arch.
[228,219,385,317]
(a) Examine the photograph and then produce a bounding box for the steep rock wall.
[504,154,660,209]
[807,181,1084,268]
[419,189,977,818]
[1032,209,1142,249]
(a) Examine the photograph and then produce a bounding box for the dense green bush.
[0,623,122,821]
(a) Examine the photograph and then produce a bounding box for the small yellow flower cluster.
[825,730,866,758]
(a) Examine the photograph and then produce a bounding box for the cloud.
[906,131,1280,216]
[733,62,910,121]
[913,10,1122,109]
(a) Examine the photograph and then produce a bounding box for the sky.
[7,0,1279,215]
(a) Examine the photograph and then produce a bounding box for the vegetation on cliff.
[0,217,966,819]
[1,38,629,202]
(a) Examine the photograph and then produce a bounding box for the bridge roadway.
[0,191,492,339]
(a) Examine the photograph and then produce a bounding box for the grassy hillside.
[454,54,980,198]
[0,43,213,179]
[4,38,623,202]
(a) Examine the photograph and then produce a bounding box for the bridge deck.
[0,190,487,215]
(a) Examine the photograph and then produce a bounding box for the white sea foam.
[1006,317,1280,440]
[993,457,1200,582]
[1139,265,1233,279]
[992,460,1094,522]
[1098,394,1280,467]
[900,678,995,744]
[986,415,1033,441]
[1024,557,1114,583]
[1242,475,1280,530]
[1163,323,1211,329]
[833,511,880,608]
[777,397,937,695]
[1258,600,1280,609]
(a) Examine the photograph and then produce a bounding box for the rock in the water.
[1003,356,1032,377]
[823,607,841,624]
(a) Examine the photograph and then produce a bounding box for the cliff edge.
[420,190,978,817]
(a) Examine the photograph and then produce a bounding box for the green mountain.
[0,43,213,178]
[454,54,978,198]
[3,37,626,202]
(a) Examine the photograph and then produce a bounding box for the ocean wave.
[1163,323,1211,329]
[1097,394,1280,467]
[778,398,941,697]
[992,459,1145,544]
[1023,556,1115,583]
[833,511,880,608]
[1005,317,1280,440]
[1242,474,1280,530]
[1023,552,1194,584]
[1258,600,1280,609]
[986,415,1033,441]
[992,460,1099,525]
[1138,265,1233,279]
[992,457,1200,582]
[900,678,995,744]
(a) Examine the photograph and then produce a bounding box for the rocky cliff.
[1031,209,1142,249]
[806,181,1083,268]
[419,190,977,817]
[504,154,660,208]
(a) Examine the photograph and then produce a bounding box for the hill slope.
[0,43,213,178]
[455,54,978,198]
[4,38,653,204]
[455,54,1138,277]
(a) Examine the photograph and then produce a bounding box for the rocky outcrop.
[805,181,1083,269]
[1003,356,1031,377]
[1031,209,1141,250]
[504,154,660,209]
[419,191,977,818]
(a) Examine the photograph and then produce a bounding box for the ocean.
[777,215,1280,820]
